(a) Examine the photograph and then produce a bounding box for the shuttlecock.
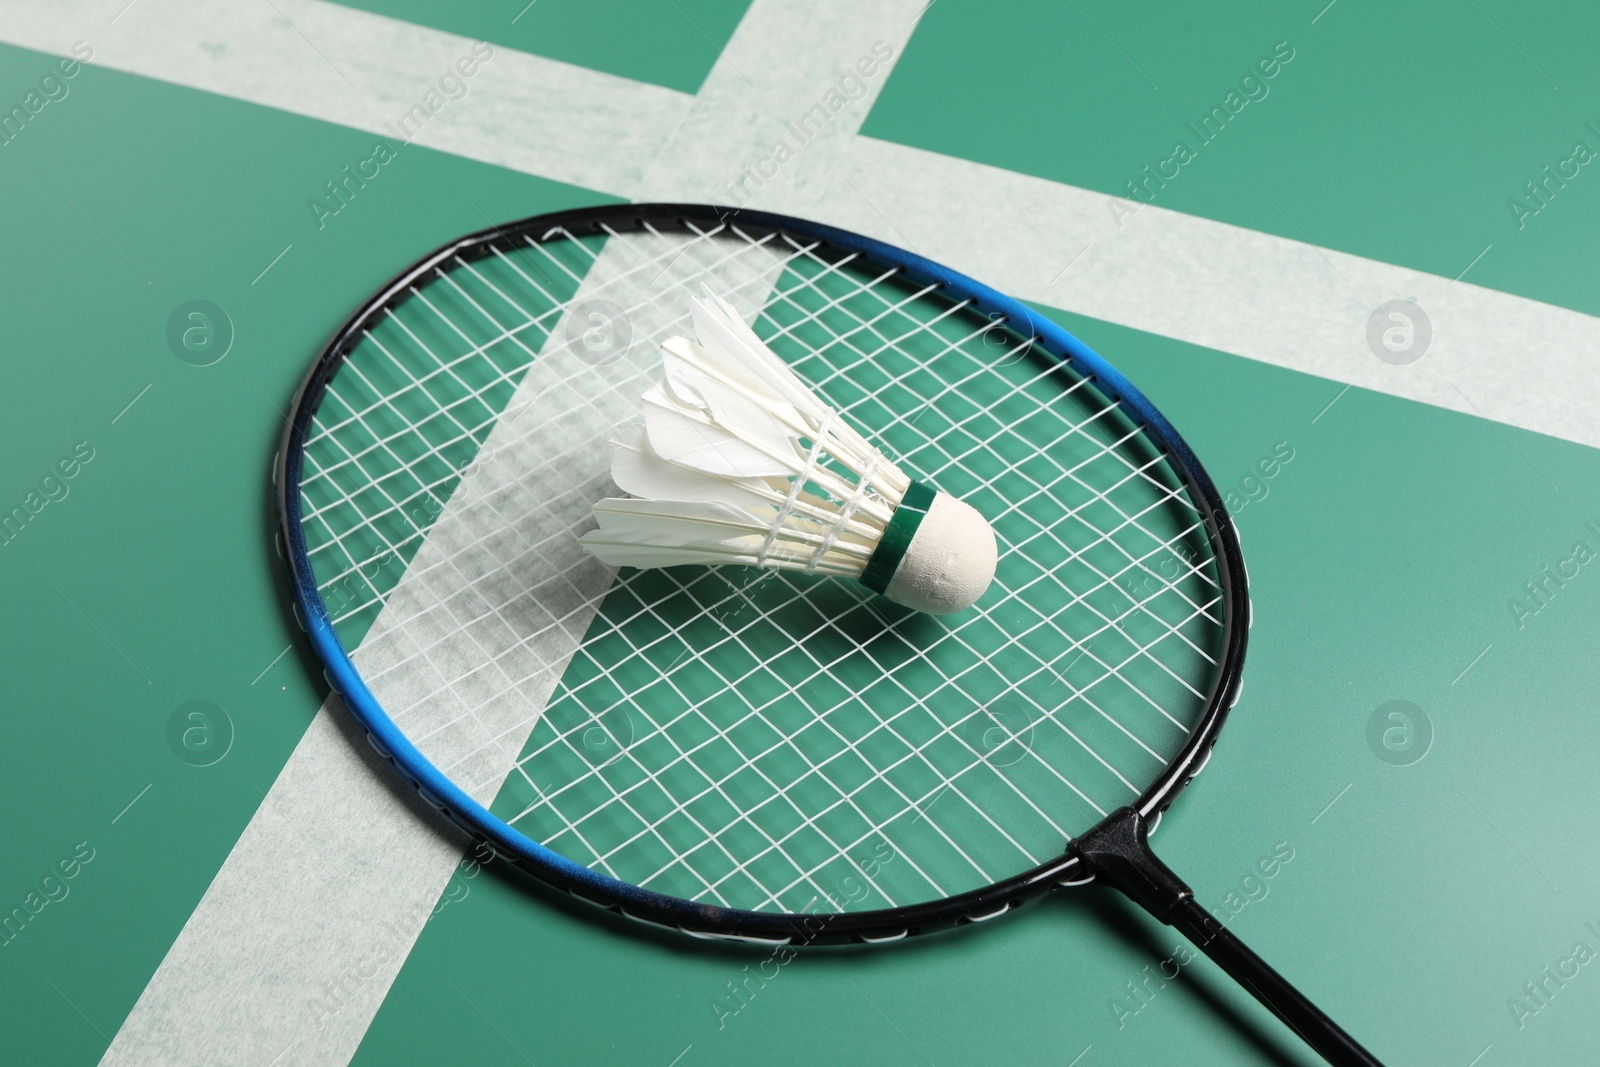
[577,290,996,615]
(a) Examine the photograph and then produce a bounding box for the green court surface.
[2,2,1598,1065]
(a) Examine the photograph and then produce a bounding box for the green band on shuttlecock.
[861,480,937,595]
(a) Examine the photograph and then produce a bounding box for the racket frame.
[274,202,1250,947]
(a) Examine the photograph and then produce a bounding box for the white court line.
[0,0,691,196]
[822,136,1600,452]
[6,1,1598,450]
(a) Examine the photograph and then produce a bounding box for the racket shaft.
[1072,808,1381,1067]
[1167,897,1383,1067]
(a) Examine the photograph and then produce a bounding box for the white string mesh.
[296,220,1224,916]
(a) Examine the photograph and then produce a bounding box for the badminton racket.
[274,203,1380,1066]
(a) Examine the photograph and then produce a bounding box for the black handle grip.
[1071,808,1383,1067]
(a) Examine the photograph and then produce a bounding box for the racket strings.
[764,244,1222,633]
[297,246,586,621]
[302,224,777,630]
[512,390,1177,876]
[303,226,789,816]
[528,286,1190,902]
[542,565,1037,910]
[755,255,1225,703]
[370,231,782,632]
[302,225,710,569]
[755,235,1224,650]
[506,241,1218,908]
[349,227,800,784]
[526,506,1214,911]
[518,399,1196,811]
[297,222,1226,915]
[307,229,867,640]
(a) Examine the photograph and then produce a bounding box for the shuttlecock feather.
[579,290,997,614]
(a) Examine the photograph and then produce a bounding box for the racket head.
[274,203,1248,945]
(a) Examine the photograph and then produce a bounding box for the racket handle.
[1072,808,1384,1067]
